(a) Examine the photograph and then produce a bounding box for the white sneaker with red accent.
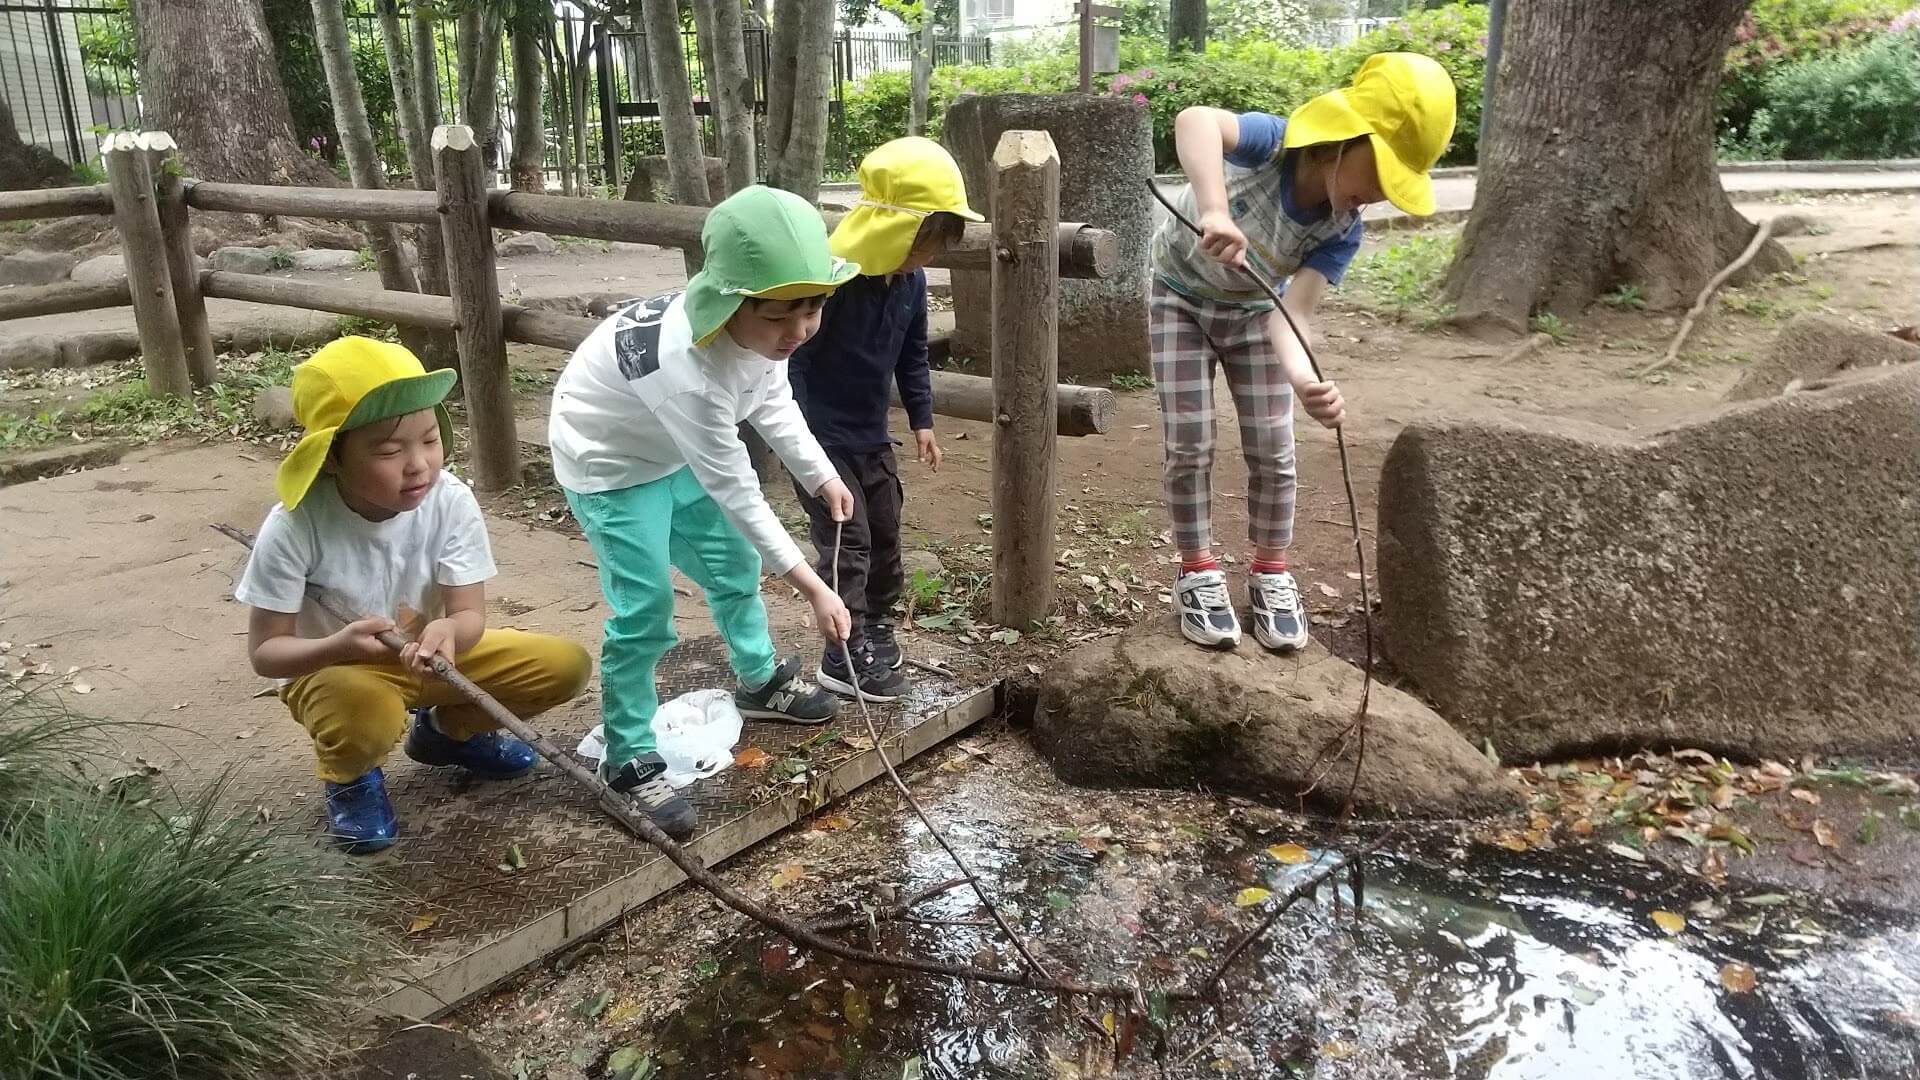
[1175,567,1242,649]
[1249,569,1310,652]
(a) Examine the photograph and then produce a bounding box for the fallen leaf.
[1791,788,1821,805]
[1813,820,1837,848]
[770,863,806,889]
[507,843,527,870]
[604,999,644,1027]
[1266,843,1310,864]
[1738,892,1791,907]
[1321,1039,1356,1060]
[812,813,854,832]
[71,681,93,695]
[1606,842,1647,862]
[1045,890,1073,912]
[1650,910,1686,935]
[1233,887,1272,908]
[843,985,872,1032]
[606,1044,652,1080]
[901,1057,926,1080]
[1719,962,1759,994]
[734,747,773,768]
[572,988,612,1020]
[407,914,438,934]
[1315,582,1341,598]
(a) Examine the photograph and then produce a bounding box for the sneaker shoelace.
[1254,573,1301,614]
[1184,578,1232,612]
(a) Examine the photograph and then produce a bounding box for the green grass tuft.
[1344,230,1458,325]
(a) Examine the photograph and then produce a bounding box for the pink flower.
[1133,93,1148,105]
[1477,34,1488,46]
[1166,81,1176,90]
[1892,8,1920,32]
[1435,39,1452,51]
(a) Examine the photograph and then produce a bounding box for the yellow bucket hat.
[1284,52,1457,217]
[830,136,983,278]
[274,336,457,510]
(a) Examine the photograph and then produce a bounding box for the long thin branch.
[810,876,969,933]
[1200,828,1397,996]
[1638,216,1777,378]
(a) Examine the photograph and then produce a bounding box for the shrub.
[1745,27,1920,158]
[1720,0,1914,146]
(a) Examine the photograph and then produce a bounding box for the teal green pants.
[565,467,778,765]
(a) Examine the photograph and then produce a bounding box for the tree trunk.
[130,0,335,185]
[570,26,597,195]
[509,2,547,194]
[695,0,756,194]
[0,102,76,190]
[545,31,575,195]
[1442,0,1791,338]
[766,0,834,202]
[909,17,932,135]
[1168,0,1207,54]
[643,0,713,209]
[413,10,444,136]
[310,0,437,363]
[458,8,504,173]
[376,0,453,312]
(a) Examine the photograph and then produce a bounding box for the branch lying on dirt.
[213,524,1385,1018]
[1639,216,1777,378]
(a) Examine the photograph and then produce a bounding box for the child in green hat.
[549,185,861,840]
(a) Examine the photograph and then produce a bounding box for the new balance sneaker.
[1175,566,1242,648]
[1249,569,1311,652]
[865,617,904,670]
[403,708,538,778]
[599,753,696,841]
[817,642,909,703]
[735,657,840,724]
[324,768,398,854]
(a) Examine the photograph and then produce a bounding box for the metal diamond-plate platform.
[0,445,997,1019]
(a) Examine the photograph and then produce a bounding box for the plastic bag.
[574,688,742,789]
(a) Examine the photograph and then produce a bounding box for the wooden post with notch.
[102,131,191,400]
[988,130,1060,630]
[144,132,216,388]
[432,124,519,492]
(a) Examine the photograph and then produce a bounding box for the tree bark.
[570,25,597,195]
[310,0,442,364]
[1168,0,1207,54]
[130,0,335,185]
[0,103,77,190]
[458,8,504,172]
[910,15,933,135]
[766,0,834,202]
[696,0,757,194]
[104,133,190,400]
[434,125,519,492]
[643,0,713,210]
[1442,0,1792,338]
[376,0,455,349]
[545,31,575,195]
[509,1,547,193]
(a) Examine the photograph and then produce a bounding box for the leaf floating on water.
[843,985,872,1032]
[1651,910,1687,935]
[1233,887,1272,908]
[770,863,806,889]
[572,988,612,1020]
[1045,890,1073,913]
[1605,842,1647,862]
[900,1056,925,1080]
[734,747,773,768]
[606,1045,654,1080]
[813,813,854,832]
[1738,892,1791,907]
[1321,1039,1356,1060]
[1719,962,1759,994]
[1266,843,1310,864]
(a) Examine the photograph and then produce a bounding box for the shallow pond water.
[629,775,1919,1079]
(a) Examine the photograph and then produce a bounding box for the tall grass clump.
[0,687,398,1079]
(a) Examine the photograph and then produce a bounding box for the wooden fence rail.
[4,124,1106,625]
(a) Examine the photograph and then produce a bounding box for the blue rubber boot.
[324,768,398,854]
[403,708,538,778]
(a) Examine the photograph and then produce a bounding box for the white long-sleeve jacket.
[548,290,838,576]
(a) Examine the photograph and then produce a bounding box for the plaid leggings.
[1149,278,1296,554]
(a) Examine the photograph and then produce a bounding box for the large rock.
[69,254,126,286]
[1724,314,1920,402]
[497,231,558,257]
[0,250,76,286]
[23,214,110,254]
[1378,363,1920,764]
[251,385,296,430]
[943,94,1153,381]
[622,155,729,206]
[1030,620,1522,817]
[208,246,279,275]
[291,248,363,271]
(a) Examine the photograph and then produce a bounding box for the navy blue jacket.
[789,270,934,451]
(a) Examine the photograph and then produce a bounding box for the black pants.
[793,446,903,647]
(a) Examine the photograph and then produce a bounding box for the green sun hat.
[685,185,861,346]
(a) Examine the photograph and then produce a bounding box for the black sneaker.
[865,617,904,670]
[735,657,840,724]
[817,642,909,702]
[598,753,696,841]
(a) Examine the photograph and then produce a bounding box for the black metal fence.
[1,0,988,192]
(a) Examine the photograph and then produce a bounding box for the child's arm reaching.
[1266,267,1345,429]
[400,583,486,675]
[248,607,396,679]
[1174,106,1251,270]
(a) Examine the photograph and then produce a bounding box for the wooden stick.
[809,876,970,933]
[433,125,520,493]
[988,130,1062,631]
[0,184,111,220]
[1639,216,1776,378]
[201,271,459,331]
[104,132,191,400]
[0,280,131,320]
[149,138,217,389]
[184,181,438,224]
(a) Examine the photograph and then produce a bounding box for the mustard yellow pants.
[282,628,592,783]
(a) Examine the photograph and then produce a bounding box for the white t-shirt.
[547,290,839,577]
[235,471,497,641]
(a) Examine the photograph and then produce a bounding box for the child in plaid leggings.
[1149,54,1456,650]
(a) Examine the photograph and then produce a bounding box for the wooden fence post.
[144,132,216,388]
[103,131,192,400]
[988,130,1061,630]
[432,124,520,492]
